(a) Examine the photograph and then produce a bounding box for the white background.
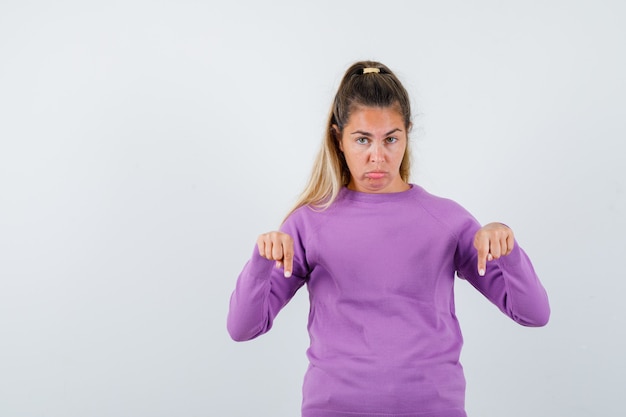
[1,1,624,416]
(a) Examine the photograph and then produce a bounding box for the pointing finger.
[474,233,489,277]
[282,237,294,278]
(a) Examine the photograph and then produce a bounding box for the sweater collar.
[339,183,423,203]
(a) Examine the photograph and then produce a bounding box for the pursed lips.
[365,171,386,179]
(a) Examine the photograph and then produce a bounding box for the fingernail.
[479,269,485,276]
[284,271,292,278]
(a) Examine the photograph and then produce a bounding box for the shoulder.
[410,185,479,236]
[280,204,325,234]
[411,184,468,214]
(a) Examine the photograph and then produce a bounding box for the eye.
[385,137,399,144]
[356,137,369,144]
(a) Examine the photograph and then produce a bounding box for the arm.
[226,221,308,341]
[455,220,550,327]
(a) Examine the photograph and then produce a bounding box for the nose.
[370,143,385,163]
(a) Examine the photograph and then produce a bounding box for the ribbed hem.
[303,408,466,417]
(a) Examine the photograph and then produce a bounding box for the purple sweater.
[227,185,550,417]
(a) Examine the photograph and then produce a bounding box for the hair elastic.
[362,67,380,74]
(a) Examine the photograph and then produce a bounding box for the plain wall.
[1,1,624,416]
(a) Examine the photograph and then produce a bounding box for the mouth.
[365,171,387,179]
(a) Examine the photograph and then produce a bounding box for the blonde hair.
[285,61,413,220]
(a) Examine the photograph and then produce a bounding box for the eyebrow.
[350,128,403,137]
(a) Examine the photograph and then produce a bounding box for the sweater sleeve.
[226,215,309,342]
[454,217,550,327]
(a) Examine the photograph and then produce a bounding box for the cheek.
[394,143,408,161]
[343,151,359,167]
[343,144,364,161]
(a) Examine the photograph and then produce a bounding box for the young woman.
[227,61,550,417]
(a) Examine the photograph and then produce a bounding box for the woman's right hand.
[256,231,294,278]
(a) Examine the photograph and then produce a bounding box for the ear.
[332,124,343,152]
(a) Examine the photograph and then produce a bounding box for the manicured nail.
[479,269,485,276]
[284,271,292,278]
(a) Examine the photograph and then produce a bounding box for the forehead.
[345,105,405,130]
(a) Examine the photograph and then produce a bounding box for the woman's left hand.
[473,222,515,276]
